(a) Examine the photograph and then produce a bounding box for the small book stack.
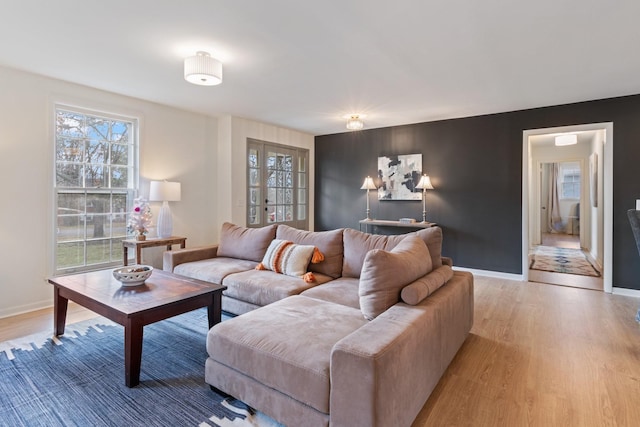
[398,218,416,224]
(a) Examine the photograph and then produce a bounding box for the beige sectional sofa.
[163,222,474,427]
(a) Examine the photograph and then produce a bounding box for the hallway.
[529,233,603,291]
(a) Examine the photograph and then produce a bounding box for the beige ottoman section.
[206,295,367,419]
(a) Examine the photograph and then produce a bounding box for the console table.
[359,219,437,234]
[122,236,186,266]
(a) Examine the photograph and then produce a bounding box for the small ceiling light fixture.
[346,115,364,131]
[184,51,223,86]
[554,134,578,146]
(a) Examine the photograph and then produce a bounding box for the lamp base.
[156,201,173,238]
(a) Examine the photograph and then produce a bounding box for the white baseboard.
[0,300,53,320]
[612,287,640,299]
[452,266,524,281]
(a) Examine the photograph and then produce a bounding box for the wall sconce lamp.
[415,175,434,223]
[149,181,181,238]
[360,176,377,221]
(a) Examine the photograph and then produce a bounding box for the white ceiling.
[2,1,640,136]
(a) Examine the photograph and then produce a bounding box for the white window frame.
[53,105,139,273]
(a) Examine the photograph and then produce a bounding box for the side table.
[123,236,186,266]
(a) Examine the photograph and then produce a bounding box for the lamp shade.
[416,175,434,190]
[360,176,377,190]
[149,181,181,202]
[184,51,223,86]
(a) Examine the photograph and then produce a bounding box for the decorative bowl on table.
[112,265,153,286]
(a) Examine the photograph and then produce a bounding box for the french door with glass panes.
[247,139,308,229]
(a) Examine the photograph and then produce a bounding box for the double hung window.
[54,106,138,273]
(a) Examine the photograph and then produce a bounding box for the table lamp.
[360,176,377,221]
[415,175,434,223]
[149,181,181,238]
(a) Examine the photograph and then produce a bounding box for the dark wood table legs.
[124,320,144,387]
[53,286,68,336]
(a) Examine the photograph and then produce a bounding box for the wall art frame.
[377,154,422,200]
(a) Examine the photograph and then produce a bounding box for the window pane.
[298,173,306,188]
[267,170,276,187]
[57,241,85,269]
[267,188,276,205]
[56,163,83,187]
[249,168,260,186]
[298,156,306,172]
[86,239,112,265]
[110,121,130,143]
[111,166,129,188]
[267,206,276,223]
[297,205,306,220]
[84,165,107,188]
[249,149,259,168]
[284,172,292,187]
[285,189,293,204]
[284,205,292,221]
[57,215,84,242]
[56,111,85,138]
[86,140,108,164]
[249,206,259,225]
[110,143,129,166]
[298,189,306,204]
[56,138,84,162]
[249,188,260,206]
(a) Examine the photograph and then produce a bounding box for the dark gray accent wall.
[315,94,640,290]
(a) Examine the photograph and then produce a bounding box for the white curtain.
[548,163,564,233]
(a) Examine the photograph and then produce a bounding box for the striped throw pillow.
[259,239,315,278]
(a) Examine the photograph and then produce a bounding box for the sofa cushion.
[173,257,257,285]
[260,239,315,278]
[301,277,360,309]
[342,229,407,278]
[207,295,368,413]
[401,265,454,305]
[222,269,333,307]
[276,225,344,279]
[359,235,432,320]
[217,222,277,262]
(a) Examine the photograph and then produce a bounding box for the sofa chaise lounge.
[163,223,474,427]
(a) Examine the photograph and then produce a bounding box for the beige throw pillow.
[217,222,277,262]
[359,235,432,320]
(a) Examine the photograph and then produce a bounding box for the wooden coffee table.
[48,269,226,387]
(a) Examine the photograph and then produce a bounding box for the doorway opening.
[522,123,613,292]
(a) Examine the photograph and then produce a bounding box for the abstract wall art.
[377,154,422,200]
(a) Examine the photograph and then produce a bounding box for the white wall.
[0,66,315,318]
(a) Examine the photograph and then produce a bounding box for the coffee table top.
[48,269,225,316]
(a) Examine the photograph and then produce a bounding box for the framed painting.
[377,154,422,200]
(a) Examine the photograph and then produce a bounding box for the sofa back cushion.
[342,229,404,278]
[217,222,277,262]
[359,235,432,320]
[276,225,344,278]
[343,227,443,278]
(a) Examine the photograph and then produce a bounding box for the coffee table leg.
[124,320,144,387]
[207,292,223,329]
[53,286,68,336]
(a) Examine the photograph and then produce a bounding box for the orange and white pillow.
[256,239,324,282]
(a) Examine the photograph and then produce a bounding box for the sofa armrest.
[162,245,219,272]
[330,271,473,427]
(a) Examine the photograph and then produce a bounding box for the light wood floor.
[2,276,639,426]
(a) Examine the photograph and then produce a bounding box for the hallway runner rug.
[529,245,601,277]
[0,309,282,427]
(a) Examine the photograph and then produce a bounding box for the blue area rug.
[0,309,280,427]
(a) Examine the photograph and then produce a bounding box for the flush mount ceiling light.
[346,115,364,131]
[555,134,578,146]
[184,51,223,86]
